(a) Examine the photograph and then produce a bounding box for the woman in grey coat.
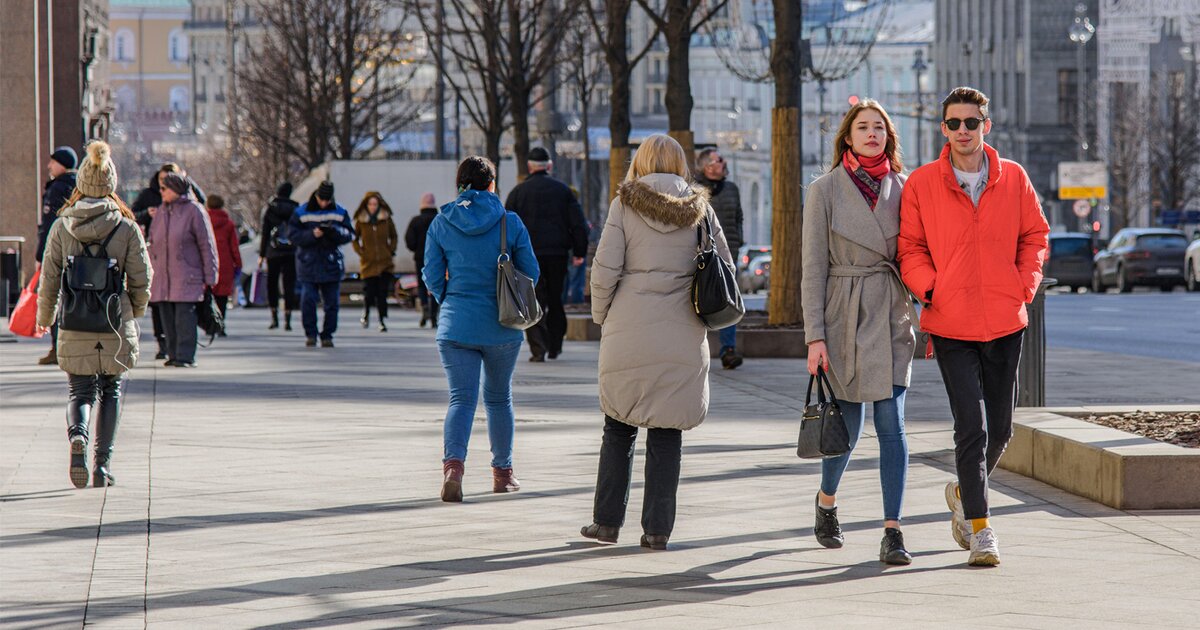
[580,134,733,551]
[802,100,916,565]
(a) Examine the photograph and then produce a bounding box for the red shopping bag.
[8,266,44,338]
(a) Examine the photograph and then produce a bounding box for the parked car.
[738,254,771,294]
[1186,231,1200,292]
[1045,233,1095,292]
[737,244,771,273]
[1092,228,1189,293]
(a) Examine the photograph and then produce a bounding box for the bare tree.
[238,0,426,171]
[1149,71,1200,217]
[633,0,729,160]
[1107,83,1146,233]
[583,0,663,199]
[561,15,608,224]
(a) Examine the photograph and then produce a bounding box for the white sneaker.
[968,527,1001,566]
[944,482,971,550]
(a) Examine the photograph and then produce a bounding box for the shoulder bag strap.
[498,212,509,263]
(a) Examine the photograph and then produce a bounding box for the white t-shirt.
[953,166,983,190]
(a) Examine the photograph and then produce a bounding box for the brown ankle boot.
[441,460,464,502]
[492,466,520,493]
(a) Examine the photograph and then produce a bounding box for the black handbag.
[796,366,851,459]
[496,213,543,330]
[58,225,124,333]
[691,213,744,330]
[196,287,225,343]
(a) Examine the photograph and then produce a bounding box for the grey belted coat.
[802,167,915,403]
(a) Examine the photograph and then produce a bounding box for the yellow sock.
[971,517,990,534]
[955,485,961,499]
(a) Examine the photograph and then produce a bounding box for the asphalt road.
[744,290,1200,364]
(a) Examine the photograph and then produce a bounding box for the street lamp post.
[1068,3,1095,161]
[911,49,928,166]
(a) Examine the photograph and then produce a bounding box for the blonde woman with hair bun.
[580,134,733,551]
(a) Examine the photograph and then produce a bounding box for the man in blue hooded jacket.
[288,181,355,347]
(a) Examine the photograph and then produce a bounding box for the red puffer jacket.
[898,143,1049,342]
[208,207,243,298]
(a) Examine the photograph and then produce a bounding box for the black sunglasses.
[944,117,987,131]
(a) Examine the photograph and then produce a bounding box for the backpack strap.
[97,224,122,258]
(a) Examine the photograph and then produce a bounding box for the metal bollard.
[1017,278,1057,407]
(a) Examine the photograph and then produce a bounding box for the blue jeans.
[819,385,909,521]
[719,325,737,353]
[438,339,523,468]
[299,281,340,340]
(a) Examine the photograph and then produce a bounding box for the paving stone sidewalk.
[2,309,1199,629]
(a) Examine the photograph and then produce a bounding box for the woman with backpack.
[36,141,152,488]
[148,171,218,367]
[352,191,398,332]
[258,182,299,330]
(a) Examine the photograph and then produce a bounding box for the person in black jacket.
[34,146,78,366]
[258,182,299,330]
[504,147,588,361]
[404,192,440,328]
[696,148,746,370]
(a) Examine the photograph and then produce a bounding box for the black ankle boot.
[580,523,620,544]
[814,494,844,549]
[269,308,279,329]
[880,528,912,565]
[284,310,293,331]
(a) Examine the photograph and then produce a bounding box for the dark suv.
[1046,233,1095,292]
[1092,228,1189,293]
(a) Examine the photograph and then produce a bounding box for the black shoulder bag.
[58,225,124,333]
[691,213,744,330]
[196,287,225,344]
[796,366,851,459]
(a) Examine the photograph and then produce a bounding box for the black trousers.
[415,268,440,325]
[159,302,199,363]
[932,329,1024,520]
[214,295,229,320]
[150,303,167,353]
[362,274,392,320]
[266,256,298,311]
[526,255,568,358]
[67,373,123,464]
[592,415,682,537]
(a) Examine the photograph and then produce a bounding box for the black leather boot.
[91,376,123,488]
[269,308,279,329]
[66,376,95,488]
[284,310,293,331]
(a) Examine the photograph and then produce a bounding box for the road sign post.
[1058,161,1107,200]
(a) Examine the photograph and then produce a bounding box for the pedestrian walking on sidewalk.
[35,141,152,488]
[259,182,299,330]
[423,157,540,502]
[802,100,916,565]
[149,172,218,368]
[288,181,354,348]
[206,194,242,330]
[352,191,398,332]
[504,147,589,362]
[34,146,78,366]
[405,193,440,328]
[695,147,745,370]
[580,134,731,551]
[898,87,1049,567]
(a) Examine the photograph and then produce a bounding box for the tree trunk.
[512,89,531,181]
[663,0,695,163]
[608,56,632,201]
[767,0,804,326]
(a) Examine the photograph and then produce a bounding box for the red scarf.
[842,150,891,210]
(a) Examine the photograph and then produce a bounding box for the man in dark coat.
[288,181,354,347]
[404,192,440,328]
[504,147,589,361]
[35,146,78,365]
[696,147,745,370]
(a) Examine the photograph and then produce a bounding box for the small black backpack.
[58,224,124,333]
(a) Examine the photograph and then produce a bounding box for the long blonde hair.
[625,134,690,182]
[829,99,904,173]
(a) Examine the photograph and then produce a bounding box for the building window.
[1058,69,1077,126]
[169,86,190,112]
[112,28,135,61]
[168,29,188,62]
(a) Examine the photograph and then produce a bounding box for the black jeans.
[592,416,682,537]
[150,303,167,354]
[266,256,298,311]
[67,373,123,464]
[362,273,392,320]
[159,302,199,363]
[526,255,568,359]
[932,329,1024,520]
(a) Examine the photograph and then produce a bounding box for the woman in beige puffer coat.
[37,141,152,489]
[580,134,733,551]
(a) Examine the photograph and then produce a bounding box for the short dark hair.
[456,156,496,191]
[696,147,721,167]
[206,194,225,209]
[941,86,990,121]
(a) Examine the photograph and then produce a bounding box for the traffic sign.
[1058,161,1107,199]
[1072,199,1091,218]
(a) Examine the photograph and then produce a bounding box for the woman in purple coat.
[148,172,218,367]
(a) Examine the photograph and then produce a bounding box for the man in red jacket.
[898,87,1049,567]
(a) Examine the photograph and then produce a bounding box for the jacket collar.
[937,142,1002,196]
[830,167,900,256]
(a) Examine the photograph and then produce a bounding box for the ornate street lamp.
[1068,3,1095,160]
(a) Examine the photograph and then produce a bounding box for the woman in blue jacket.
[423,156,539,503]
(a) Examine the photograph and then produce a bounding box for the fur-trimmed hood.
[616,173,710,233]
